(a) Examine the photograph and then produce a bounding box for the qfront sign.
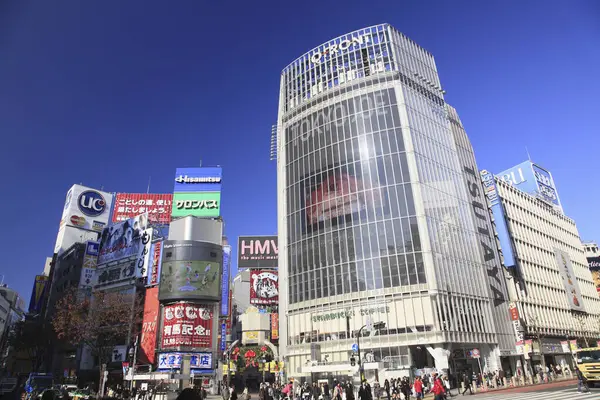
[310,34,371,64]
[173,167,223,193]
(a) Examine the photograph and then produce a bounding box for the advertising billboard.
[147,241,163,287]
[171,192,221,218]
[173,167,222,193]
[28,275,49,314]
[554,248,584,311]
[98,213,149,265]
[587,256,600,296]
[220,245,231,316]
[157,352,213,369]
[60,184,114,232]
[531,164,561,207]
[238,236,278,269]
[113,193,173,224]
[480,170,517,268]
[79,241,99,289]
[161,303,214,350]
[140,287,159,364]
[250,270,279,305]
[94,258,136,288]
[159,241,222,302]
[497,161,562,210]
[270,313,279,341]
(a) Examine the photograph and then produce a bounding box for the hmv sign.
[238,235,278,269]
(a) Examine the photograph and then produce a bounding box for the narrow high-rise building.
[276,23,513,380]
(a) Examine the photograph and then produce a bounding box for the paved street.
[451,384,600,399]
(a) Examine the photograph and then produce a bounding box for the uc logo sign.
[78,190,106,217]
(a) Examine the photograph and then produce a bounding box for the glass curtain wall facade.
[277,24,503,380]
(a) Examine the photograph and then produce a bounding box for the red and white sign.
[161,303,213,350]
[271,313,279,340]
[250,270,279,305]
[508,302,520,321]
[140,287,159,364]
[470,348,480,359]
[149,242,162,286]
[113,193,173,224]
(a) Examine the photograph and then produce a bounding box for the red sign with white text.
[149,242,162,286]
[112,193,173,224]
[271,313,279,340]
[161,303,213,350]
[250,270,279,305]
[140,287,159,364]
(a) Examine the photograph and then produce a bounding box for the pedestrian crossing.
[448,388,600,399]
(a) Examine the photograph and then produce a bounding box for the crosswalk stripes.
[445,388,600,399]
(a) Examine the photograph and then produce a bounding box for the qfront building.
[276,23,514,381]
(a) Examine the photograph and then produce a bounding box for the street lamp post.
[356,322,385,382]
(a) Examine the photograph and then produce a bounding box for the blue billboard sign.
[497,161,561,209]
[220,323,227,351]
[481,170,517,268]
[174,167,222,193]
[531,164,560,206]
[220,245,231,316]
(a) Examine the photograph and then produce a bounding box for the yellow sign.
[243,331,259,343]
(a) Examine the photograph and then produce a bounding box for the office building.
[276,23,513,380]
[492,166,600,370]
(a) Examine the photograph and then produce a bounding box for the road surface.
[453,383,600,399]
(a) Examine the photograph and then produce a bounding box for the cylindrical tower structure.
[277,23,512,381]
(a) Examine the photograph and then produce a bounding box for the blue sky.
[1,0,599,305]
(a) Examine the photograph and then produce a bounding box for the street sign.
[471,348,480,359]
[352,343,359,352]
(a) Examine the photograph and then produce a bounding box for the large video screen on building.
[159,240,222,302]
[283,87,425,302]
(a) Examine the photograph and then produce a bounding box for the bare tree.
[573,312,591,348]
[527,315,546,369]
[52,287,143,386]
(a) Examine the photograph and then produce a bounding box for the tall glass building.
[276,24,513,380]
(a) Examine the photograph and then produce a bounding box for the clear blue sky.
[1,0,599,304]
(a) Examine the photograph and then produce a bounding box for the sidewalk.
[424,377,576,397]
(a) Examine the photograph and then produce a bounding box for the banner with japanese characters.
[157,352,213,369]
[113,193,172,224]
[161,302,214,350]
[140,287,159,364]
[147,241,163,286]
[250,270,279,305]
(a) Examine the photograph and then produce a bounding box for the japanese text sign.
[113,193,172,224]
[161,303,213,350]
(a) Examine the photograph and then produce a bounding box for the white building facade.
[492,168,600,372]
[276,24,513,381]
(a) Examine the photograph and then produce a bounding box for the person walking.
[460,373,472,396]
[575,365,590,394]
[383,380,390,400]
[442,375,452,398]
[431,374,446,400]
[412,377,423,400]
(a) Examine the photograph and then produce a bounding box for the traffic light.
[350,357,356,366]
